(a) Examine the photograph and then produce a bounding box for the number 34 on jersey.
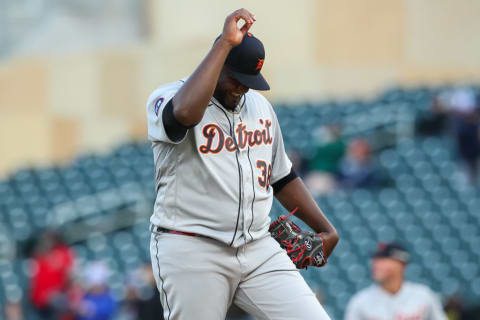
[198,119,275,191]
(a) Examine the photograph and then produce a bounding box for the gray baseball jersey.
[344,282,447,320]
[146,79,292,248]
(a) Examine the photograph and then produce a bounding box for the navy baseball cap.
[372,242,410,264]
[217,33,270,91]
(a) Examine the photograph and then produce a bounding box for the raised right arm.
[171,8,256,127]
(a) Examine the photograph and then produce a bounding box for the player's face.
[371,258,404,283]
[215,67,249,110]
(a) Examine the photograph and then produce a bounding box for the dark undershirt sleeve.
[162,99,194,143]
[272,168,298,194]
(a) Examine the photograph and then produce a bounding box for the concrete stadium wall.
[1,0,480,176]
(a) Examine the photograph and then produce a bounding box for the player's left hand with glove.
[269,208,327,269]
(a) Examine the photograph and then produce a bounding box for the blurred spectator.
[447,87,480,184]
[338,139,377,188]
[415,95,448,136]
[309,125,346,174]
[73,261,117,320]
[63,281,85,320]
[4,302,24,320]
[421,87,480,184]
[305,125,346,195]
[345,242,447,320]
[448,87,477,114]
[29,230,75,319]
[124,264,163,320]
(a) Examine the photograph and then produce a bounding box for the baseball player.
[146,8,339,320]
[344,242,447,320]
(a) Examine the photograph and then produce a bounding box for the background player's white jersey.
[344,281,447,320]
[146,80,292,247]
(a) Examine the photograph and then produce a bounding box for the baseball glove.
[269,208,327,269]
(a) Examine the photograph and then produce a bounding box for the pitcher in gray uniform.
[345,242,447,320]
[146,8,338,320]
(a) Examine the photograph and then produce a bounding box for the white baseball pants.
[150,231,331,320]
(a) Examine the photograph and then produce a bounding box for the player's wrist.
[318,230,339,257]
[216,36,235,51]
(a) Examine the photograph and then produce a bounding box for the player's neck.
[381,276,403,295]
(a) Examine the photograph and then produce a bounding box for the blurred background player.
[72,261,117,320]
[345,242,447,320]
[123,264,164,320]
